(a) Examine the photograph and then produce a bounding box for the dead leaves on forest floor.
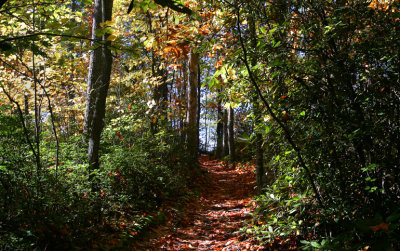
[131,155,265,250]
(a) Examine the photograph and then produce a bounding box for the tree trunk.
[228,104,235,165]
[67,0,77,136]
[197,62,201,151]
[216,100,223,158]
[151,68,168,134]
[248,13,267,191]
[24,93,29,127]
[204,91,208,151]
[254,98,267,189]
[180,61,188,137]
[223,107,229,157]
[83,0,113,177]
[186,49,199,162]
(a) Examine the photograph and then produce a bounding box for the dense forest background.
[1,0,400,250]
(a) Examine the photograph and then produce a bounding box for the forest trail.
[133,155,265,250]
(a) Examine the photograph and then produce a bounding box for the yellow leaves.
[215,9,223,17]
[228,69,237,81]
[144,37,156,50]
[99,20,115,27]
[106,34,117,41]
[140,36,147,43]
[224,101,240,109]
[264,115,272,122]
[61,17,71,24]
[212,44,224,52]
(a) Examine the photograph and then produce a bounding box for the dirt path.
[133,155,265,250]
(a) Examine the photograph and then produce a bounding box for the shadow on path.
[133,155,265,250]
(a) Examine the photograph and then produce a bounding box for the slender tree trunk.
[228,104,235,165]
[254,98,267,189]
[24,93,29,127]
[223,108,229,157]
[83,0,114,179]
[204,91,208,151]
[32,34,42,176]
[1,88,37,166]
[248,13,267,191]
[181,61,188,137]
[197,62,201,151]
[151,69,168,134]
[67,0,77,136]
[216,100,223,158]
[147,8,167,134]
[186,49,199,162]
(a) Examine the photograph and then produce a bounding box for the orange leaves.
[130,156,264,250]
[370,222,390,232]
[199,24,210,36]
[162,42,190,60]
[115,131,123,141]
[368,0,391,11]
[163,45,181,59]
[214,60,223,68]
[207,101,218,109]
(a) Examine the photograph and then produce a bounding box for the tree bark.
[180,61,188,137]
[254,98,267,189]
[204,91,208,151]
[83,0,113,177]
[228,104,235,165]
[67,0,77,136]
[24,93,29,127]
[223,108,229,157]
[151,68,168,133]
[197,62,201,151]
[186,49,199,162]
[216,100,223,158]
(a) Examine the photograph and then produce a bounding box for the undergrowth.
[0,112,193,250]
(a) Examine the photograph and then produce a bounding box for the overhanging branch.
[235,5,324,208]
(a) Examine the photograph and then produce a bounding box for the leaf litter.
[131,155,265,250]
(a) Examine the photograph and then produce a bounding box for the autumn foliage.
[1,0,400,250]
